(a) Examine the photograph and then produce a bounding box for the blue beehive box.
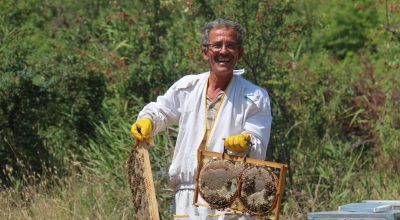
[308,201,400,220]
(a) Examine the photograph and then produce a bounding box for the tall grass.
[0,164,134,220]
[0,96,174,219]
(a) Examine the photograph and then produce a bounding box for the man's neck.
[207,71,233,101]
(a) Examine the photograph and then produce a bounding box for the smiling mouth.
[216,57,231,64]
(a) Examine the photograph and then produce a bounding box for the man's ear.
[201,46,209,60]
[238,47,244,60]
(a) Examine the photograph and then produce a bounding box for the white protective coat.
[137,70,272,218]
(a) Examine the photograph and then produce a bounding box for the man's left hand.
[223,134,251,153]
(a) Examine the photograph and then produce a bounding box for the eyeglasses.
[205,42,239,52]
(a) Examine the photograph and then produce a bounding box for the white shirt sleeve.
[137,83,181,135]
[242,90,272,159]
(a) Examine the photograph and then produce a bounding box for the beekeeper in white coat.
[131,18,272,220]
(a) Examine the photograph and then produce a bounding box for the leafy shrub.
[320,0,379,59]
[0,27,106,186]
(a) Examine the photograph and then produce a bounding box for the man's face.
[202,27,244,76]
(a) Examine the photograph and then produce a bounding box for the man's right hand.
[131,118,153,144]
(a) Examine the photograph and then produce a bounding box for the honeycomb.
[239,166,277,215]
[198,160,244,209]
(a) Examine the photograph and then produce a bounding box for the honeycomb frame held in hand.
[194,150,287,220]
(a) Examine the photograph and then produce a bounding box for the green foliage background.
[0,0,399,219]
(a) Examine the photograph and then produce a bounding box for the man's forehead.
[209,26,236,33]
[208,27,237,40]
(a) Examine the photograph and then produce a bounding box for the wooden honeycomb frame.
[127,143,160,220]
[194,150,288,220]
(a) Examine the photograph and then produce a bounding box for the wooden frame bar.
[128,144,160,220]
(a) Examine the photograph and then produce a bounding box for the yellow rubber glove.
[224,134,251,153]
[130,118,153,144]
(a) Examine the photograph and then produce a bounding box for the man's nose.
[219,45,229,54]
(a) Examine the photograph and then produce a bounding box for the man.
[131,18,272,219]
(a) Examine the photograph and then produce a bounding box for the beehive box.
[194,150,288,220]
[308,211,400,220]
[308,201,400,220]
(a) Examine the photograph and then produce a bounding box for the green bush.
[0,27,106,186]
[319,0,379,59]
